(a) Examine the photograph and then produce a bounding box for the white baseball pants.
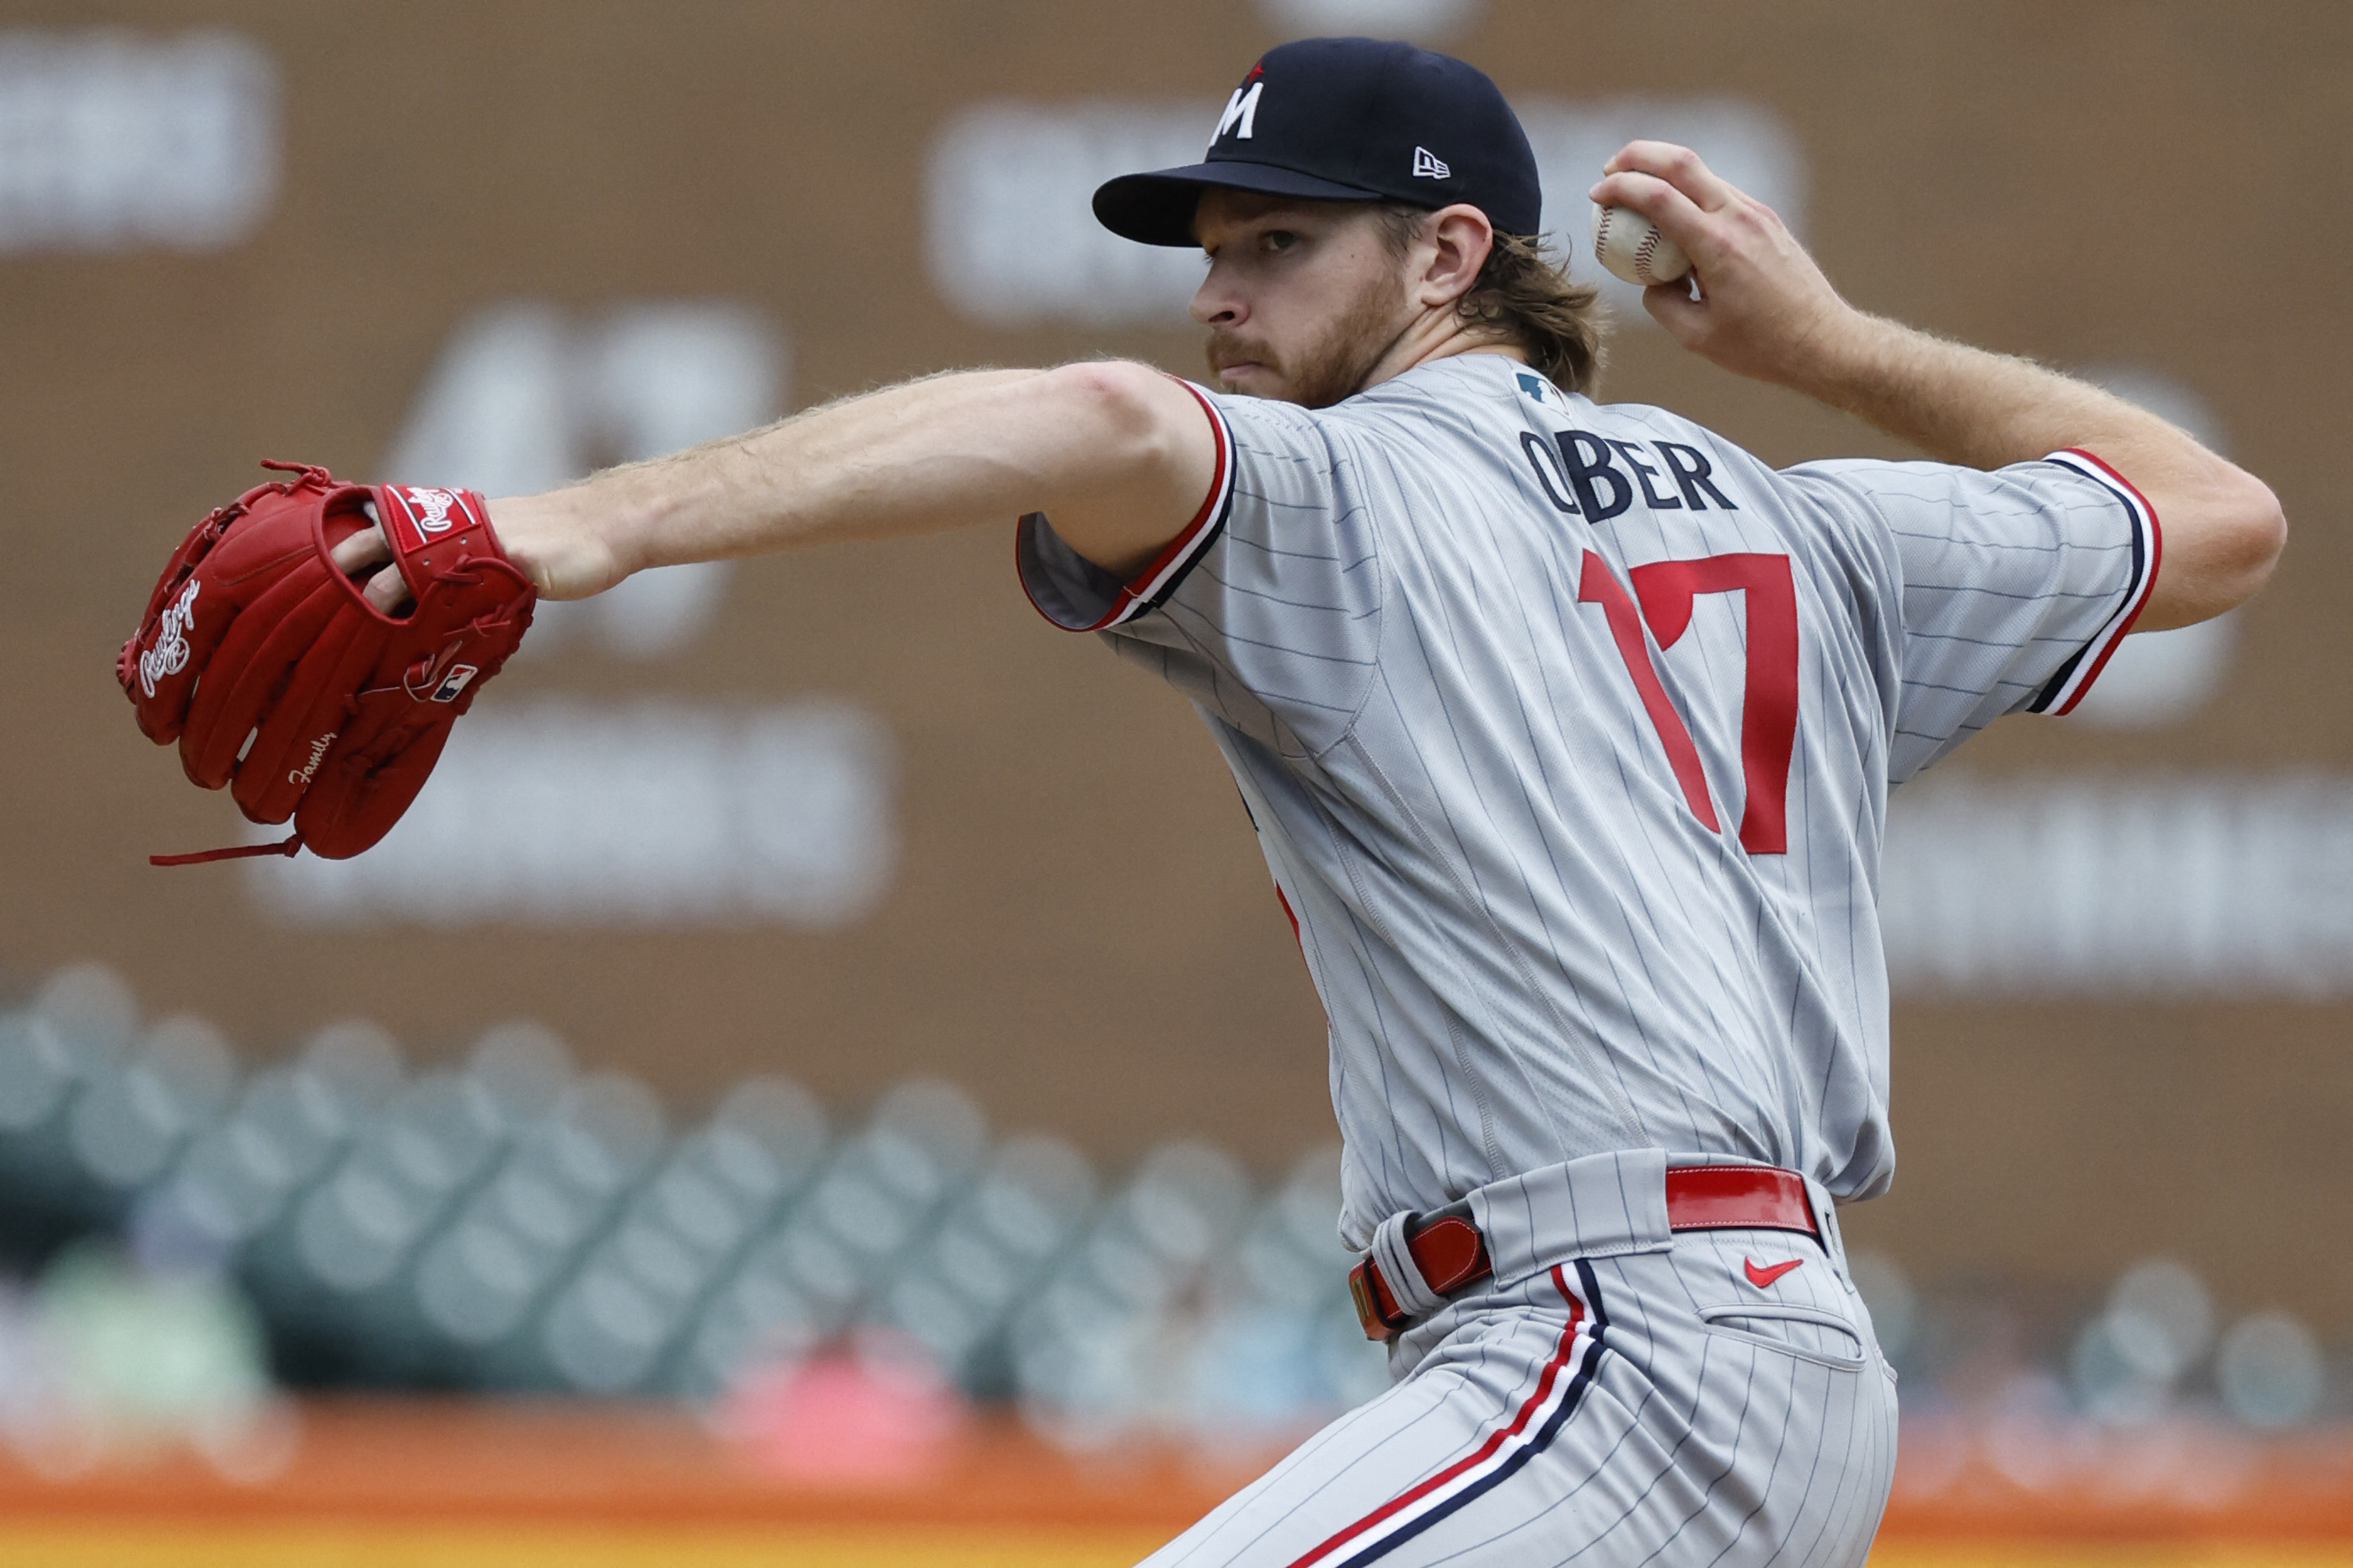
[1142,1152,1900,1568]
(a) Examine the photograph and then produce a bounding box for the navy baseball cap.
[1093,37,1542,248]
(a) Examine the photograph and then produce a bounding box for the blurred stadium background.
[3,1,2350,1563]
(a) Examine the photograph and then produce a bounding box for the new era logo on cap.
[1412,146,1450,179]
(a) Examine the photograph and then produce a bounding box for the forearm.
[1784,314,2284,628]
[1589,142,2285,630]
[556,368,1047,571]
[1786,316,2149,469]
[490,361,1215,599]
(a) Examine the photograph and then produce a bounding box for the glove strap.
[374,485,500,604]
[151,832,303,868]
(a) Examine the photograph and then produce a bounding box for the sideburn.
[1289,267,1415,409]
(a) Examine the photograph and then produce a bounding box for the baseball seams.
[1635,227,1664,283]
[1590,203,1689,287]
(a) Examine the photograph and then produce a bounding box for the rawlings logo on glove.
[118,460,538,864]
[137,579,201,698]
[399,486,463,536]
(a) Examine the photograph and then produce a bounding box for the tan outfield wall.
[2,0,2348,1323]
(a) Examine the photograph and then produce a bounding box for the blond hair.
[1377,206,1606,395]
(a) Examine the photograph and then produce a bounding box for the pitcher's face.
[1190,190,1415,409]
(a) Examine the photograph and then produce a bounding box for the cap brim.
[1092,161,1396,247]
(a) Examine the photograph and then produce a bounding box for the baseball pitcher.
[123,36,2283,1567]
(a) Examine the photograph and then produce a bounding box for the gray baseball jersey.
[1017,352,2156,1250]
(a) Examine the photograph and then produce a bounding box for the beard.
[1206,267,1410,409]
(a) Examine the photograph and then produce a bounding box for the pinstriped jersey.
[1017,353,2157,1248]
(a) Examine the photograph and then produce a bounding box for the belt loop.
[1803,1175,1850,1286]
[1370,1211,1448,1320]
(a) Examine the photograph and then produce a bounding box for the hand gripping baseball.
[119,462,538,864]
[1588,141,1859,388]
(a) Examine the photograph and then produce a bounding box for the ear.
[1414,204,1496,309]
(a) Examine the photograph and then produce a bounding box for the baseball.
[1590,204,1691,287]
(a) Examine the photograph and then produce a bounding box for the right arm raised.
[338,361,1219,610]
[1589,142,2286,632]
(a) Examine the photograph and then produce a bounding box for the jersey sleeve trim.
[2027,447,2163,715]
[1014,380,1236,634]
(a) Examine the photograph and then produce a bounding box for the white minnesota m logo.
[1214,81,1263,142]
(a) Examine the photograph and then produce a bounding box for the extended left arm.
[338,361,1219,609]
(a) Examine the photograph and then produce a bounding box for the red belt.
[1348,1164,1821,1342]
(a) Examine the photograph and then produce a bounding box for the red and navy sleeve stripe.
[2029,447,2163,715]
[1016,380,1236,633]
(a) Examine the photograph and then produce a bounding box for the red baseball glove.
[119,461,538,864]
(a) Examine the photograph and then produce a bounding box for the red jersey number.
[1577,550,1799,855]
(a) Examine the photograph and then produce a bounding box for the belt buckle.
[1348,1258,1403,1343]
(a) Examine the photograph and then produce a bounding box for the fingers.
[330,523,413,614]
[363,564,414,615]
[1599,141,1741,213]
[1641,277,1709,344]
[1589,168,1712,248]
[330,522,392,577]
